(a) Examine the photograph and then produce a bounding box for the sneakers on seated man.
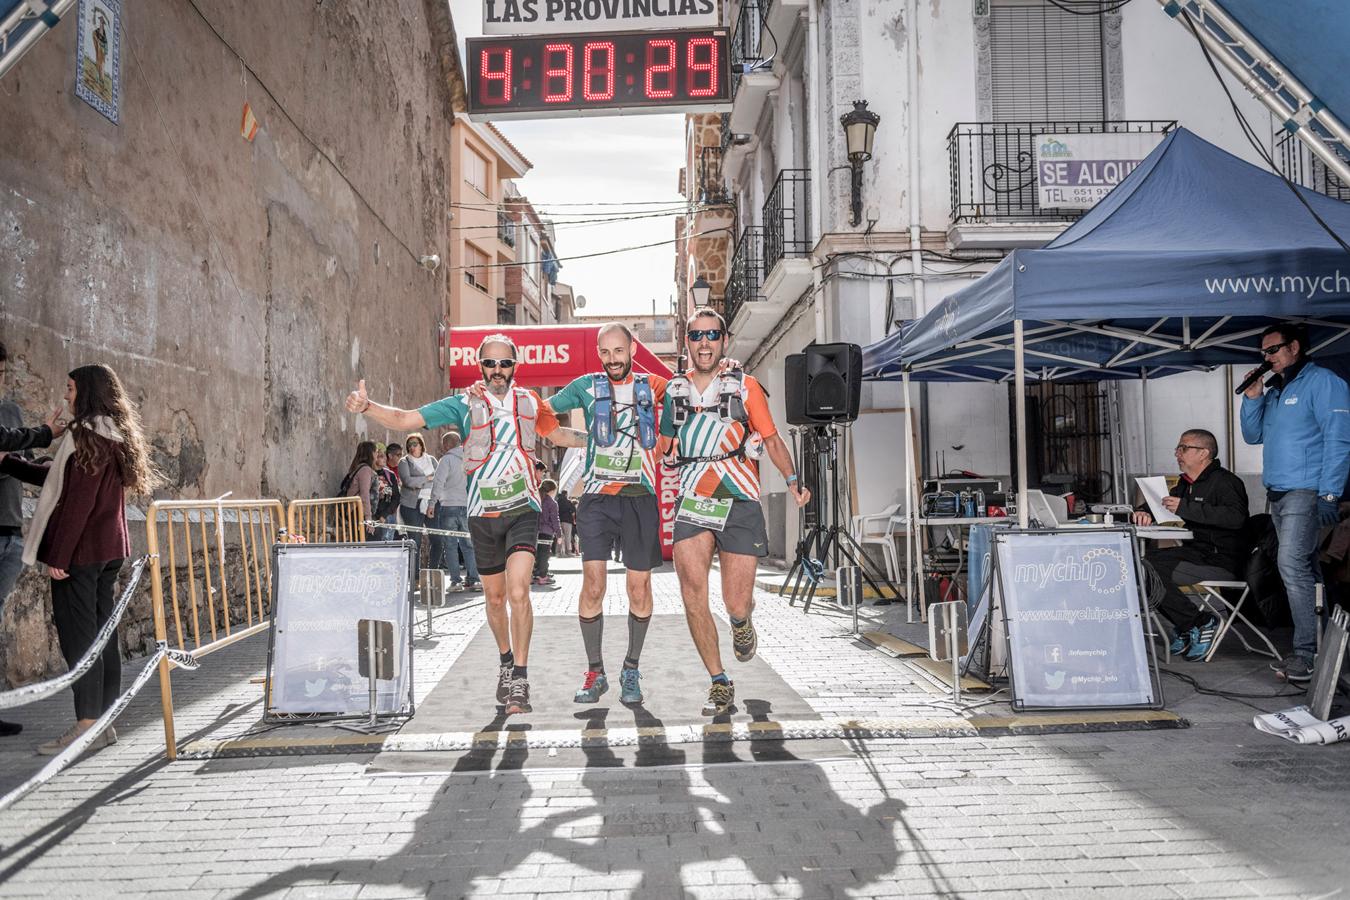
[1132,429,1249,662]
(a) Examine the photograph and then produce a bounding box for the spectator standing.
[0,364,155,755]
[383,443,404,538]
[1241,323,1350,683]
[556,489,576,558]
[0,342,63,737]
[534,479,561,585]
[429,431,479,591]
[342,441,381,537]
[398,433,436,563]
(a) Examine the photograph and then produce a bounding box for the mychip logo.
[1013,547,1128,594]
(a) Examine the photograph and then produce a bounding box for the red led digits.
[644,39,676,100]
[542,43,574,103]
[583,41,615,101]
[480,47,512,104]
[686,37,718,98]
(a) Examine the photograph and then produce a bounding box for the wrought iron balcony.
[947,120,1176,224]
[697,146,733,206]
[497,207,516,247]
[762,169,810,275]
[724,226,764,328]
[1275,130,1350,203]
[729,1,766,98]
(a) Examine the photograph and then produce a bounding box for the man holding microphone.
[1240,323,1350,683]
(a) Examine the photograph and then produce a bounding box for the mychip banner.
[483,0,719,35]
[995,529,1157,709]
[266,543,415,719]
[1034,132,1165,210]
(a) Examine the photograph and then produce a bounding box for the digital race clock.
[466,29,730,119]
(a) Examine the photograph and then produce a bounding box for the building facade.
[687,0,1307,559]
[449,119,530,327]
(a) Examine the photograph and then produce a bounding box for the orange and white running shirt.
[659,374,777,501]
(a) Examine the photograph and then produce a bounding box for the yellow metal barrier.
[146,498,285,759]
[286,496,366,544]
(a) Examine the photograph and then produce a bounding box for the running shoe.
[731,616,758,662]
[702,680,735,716]
[496,663,514,705]
[1270,656,1314,683]
[1184,614,1220,661]
[573,670,609,703]
[619,667,643,704]
[1168,628,1191,656]
[449,581,465,593]
[463,580,480,592]
[506,677,532,714]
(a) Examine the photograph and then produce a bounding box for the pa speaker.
[785,342,862,425]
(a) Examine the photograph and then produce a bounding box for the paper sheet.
[1136,476,1184,525]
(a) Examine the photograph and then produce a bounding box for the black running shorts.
[672,498,769,558]
[575,492,663,571]
[469,509,539,576]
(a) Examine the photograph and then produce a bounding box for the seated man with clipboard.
[1131,428,1249,661]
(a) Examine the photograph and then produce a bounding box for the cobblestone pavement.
[1,558,1348,898]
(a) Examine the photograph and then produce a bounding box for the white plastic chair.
[1190,580,1281,662]
[850,502,907,586]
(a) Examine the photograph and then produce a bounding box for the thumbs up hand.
[346,379,370,414]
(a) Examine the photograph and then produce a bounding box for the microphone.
[1235,361,1273,395]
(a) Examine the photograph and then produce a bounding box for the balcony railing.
[724,226,764,327]
[697,146,732,206]
[947,120,1177,224]
[1275,130,1350,203]
[762,169,810,275]
[729,1,766,98]
[497,207,516,247]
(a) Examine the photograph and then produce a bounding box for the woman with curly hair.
[0,364,155,755]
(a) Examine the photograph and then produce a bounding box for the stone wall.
[0,0,461,687]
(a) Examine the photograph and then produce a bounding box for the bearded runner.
[345,333,584,717]
[543,323,667,706]
[660,307,810,716]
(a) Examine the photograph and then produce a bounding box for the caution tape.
[364,520,471,539]
[0,556,150,711]
[0,641,199,811]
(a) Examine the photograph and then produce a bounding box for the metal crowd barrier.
[147,498,285,759]
[287,496,365,544]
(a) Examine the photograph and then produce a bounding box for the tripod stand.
[782,424,899,614]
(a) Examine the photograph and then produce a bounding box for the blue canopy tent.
[861,128,1350,614]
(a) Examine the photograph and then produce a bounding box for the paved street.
[1,559,1348,899]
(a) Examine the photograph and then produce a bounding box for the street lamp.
[840,100,880,227]
[690,275,711,309]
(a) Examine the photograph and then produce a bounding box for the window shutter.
[990,0,1105,121]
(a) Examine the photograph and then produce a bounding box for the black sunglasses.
[1259,341,1291,357]
[480,358,516,369]
[687,329,724,342]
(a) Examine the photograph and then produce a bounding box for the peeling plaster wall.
[0,0,454,686]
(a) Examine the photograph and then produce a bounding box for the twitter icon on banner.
[1044,670,1066,690]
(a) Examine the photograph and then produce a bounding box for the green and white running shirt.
[547,373,669,497]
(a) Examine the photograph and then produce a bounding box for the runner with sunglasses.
[344,335,585,715]
[660,307,810,715]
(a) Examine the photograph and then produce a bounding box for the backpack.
[374,469,400,519]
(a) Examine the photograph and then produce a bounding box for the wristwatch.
[1323,494,1339,503]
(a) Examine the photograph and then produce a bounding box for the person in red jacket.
[0,364,155,755]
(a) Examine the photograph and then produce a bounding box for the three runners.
[345,334,583,715]
[661,307,809,715]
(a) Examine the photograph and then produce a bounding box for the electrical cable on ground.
[1160,668,1304,713]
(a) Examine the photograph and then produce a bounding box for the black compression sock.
[499,650,514,666]
[512,665,528,679]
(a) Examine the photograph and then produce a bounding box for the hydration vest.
[591,373,657,450]
[463,388,538,474]
[665,370,759,467]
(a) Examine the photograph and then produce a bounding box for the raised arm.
[344,379,426,432]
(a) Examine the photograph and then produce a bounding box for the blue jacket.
[1240,360,1350,496]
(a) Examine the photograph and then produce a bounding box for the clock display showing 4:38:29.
[466,30,730,116]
